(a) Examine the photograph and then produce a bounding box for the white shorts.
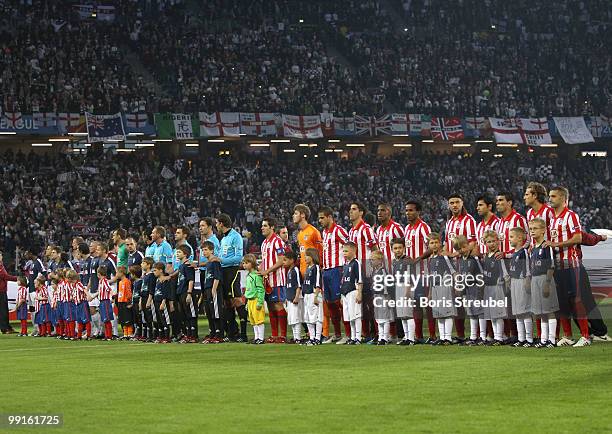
[342,291,362,322]
[286,298,303,325]
[89,298,100,308]
[303,293,323,324]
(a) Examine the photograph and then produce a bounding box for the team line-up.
[11,182,609,348]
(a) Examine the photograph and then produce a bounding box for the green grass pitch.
[2,318,612,434]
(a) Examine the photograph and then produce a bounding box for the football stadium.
[1,1,611,433]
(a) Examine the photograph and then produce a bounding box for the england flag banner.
[239,113,277,136]
[199,112,240,137]
[86,112,126,143]
[282,115,323,138]
[553,117,595,144]
[489,117,552,145]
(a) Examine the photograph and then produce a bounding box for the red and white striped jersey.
[57,280,67,302]
[348,220,378,264]
[322,223,349,269]
[17,286,27,302]
[98,278,113,300]
[444,213,477,253]
[35,285,49,312]
[73,282,87,304]
[527,204,555,241]
[375,219,405,271]
[499,210,529,254]
[404,218,431,260]
[550,207,582,269]
[476,214,501,254]
[260,233,286,287]
[65,280,75,302]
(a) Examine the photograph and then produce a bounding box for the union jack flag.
[355,115,391,136]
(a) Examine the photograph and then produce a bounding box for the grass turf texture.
[2,317,612,434]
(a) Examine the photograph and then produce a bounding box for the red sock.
[455,318,465,338]
[415,315,424,340]
[560,317,572,337]
[343,321,351,337]
[536,318,542,338]
[21,320,27,334]
[104,322,112,339]
[269,311,278,337]
[486,320,494,338]
[277,308,287,338]
[45,323,51,336]
[77,323,83,338]
[85,322,91,338]
[578,318,589,338]
[362,318,370,338]
[70,321,76,338]
[58,320,64,336]
[389,321,396,338]
[427,308,437,338]
[328,302,342,337]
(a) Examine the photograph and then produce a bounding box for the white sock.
[517,318,526,342]
[112,317,118,336]
[350,320,356,340]
[408,319,415,341]
[401,319,409,339]
[541,319,549,343]
[444,318,453,341]
[383,322,390,341]
[494,319,504,341]
[437,319,444,340]
[479,318,487,340]
[259,324,265,340]
[307,323,315,339]
[292,324,301,340]
[548,318,557,344]
[316,321,322,340]
[376,320,386,340]
[253,326,259,340]
[524,317,533,343]
[91,313,101,335]
[470,318,478,340]
[355,319,362,341]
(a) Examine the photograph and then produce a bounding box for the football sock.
[322,302,330,338]
[20,320,27,334]
[541,319,549,343]
[536,317,542,339]
[578,318,589,339]
[427,308,437,338]
[407,318,416,342]
[470,318,478,340]
[493,319,504,341]
[350,320,356,340]
[517,318,526,342]
[415,314,424,340]
[329,302,342,337]
[77,323,83,338]
[292,324,301,340]
[548,318,557,344]
[344,321,352,338]
[401,319,409,338]
[354,318,362,341]
[237,305,248,338]
[444,318,453,341]
[524,317,533,343]
[454,318,465,338]
[437,319,445,340]
[307,323,315,339]
[560,317,572,337]
[278,308,288,337]
[269,310,278,337]
[479,318,487,340]
[316,322,323,340]
[85,322,91,338]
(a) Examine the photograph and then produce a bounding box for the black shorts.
[132,301,140,324]
[554,268,579,316]
[221,266,241,299]
[178,292,197,319]
[140,298,153,324]
[117,302,132,326]
[168,275,178,302]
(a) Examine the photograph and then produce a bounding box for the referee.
[213,214,246,342]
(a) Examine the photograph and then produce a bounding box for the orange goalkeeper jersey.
[117,277,132,303]
[297,224,323,277]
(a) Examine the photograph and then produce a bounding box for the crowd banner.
[553,117,595,144]
[2,111,612,140]
[85,112,126,143]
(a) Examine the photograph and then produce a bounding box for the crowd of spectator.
[1,0,610,117]
[1,147,610,269]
